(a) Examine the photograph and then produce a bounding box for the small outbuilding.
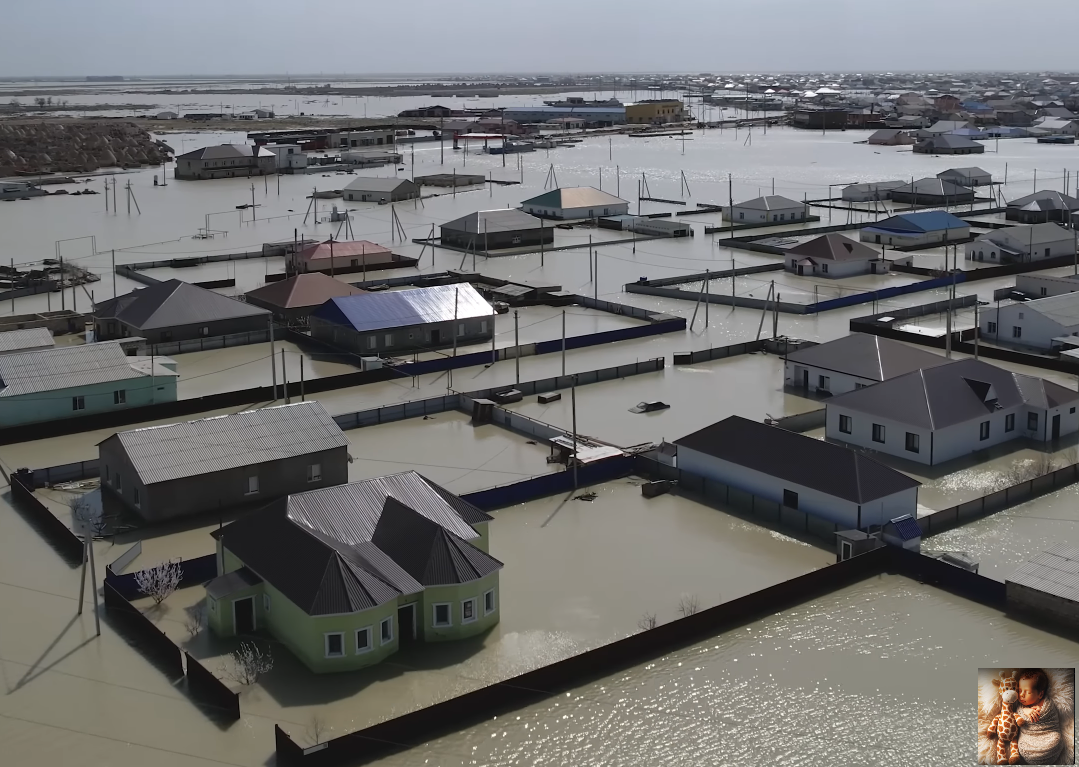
[784,233,885,278]
[440,209,553,251]
[343,178,419,203]
[881,514,922,552]
[520,187,628,220]
[784,333,948,395]
[244,273,365,322]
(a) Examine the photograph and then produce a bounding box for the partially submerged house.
[964,222,1075,264]
[841,181,905,202]
[937,167,992,187]
[981,292,1079,351]
[866,129,916,146]
[310,282,494,355]
[888,177,976,206]
[859,211,970,247]
[673,416,920,530]
[913,135,985,155]
[206,471,503,672]
[94,279,270,343]
[98,401,348,521]
[726,195,807,224]
[244,273,366,322]
[784,333,948,395]
[784,234,886,278]
[440,209,553,251]
[520,187,629,220]
[826,359,1079,465]
[1005,191,1079,224]
[174,144,276,180]
[342,178,419,203]
[287,239,399,276]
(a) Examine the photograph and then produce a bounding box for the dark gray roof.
[205,567,262,599]
[1007,190,1079,212]
[892,177,974,197]
[177,144,273,161]
[785,334,949,382]
[787,234,880,262]
[734,195,804,211]
[95,279,268,331]
[885,515,922,540]
[441,209,546,234]
[674,416,920,504]
[827,358,1079,429]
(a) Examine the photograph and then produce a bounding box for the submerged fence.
[8,470,83,563]
[461,455,636,511]
[147,329,270,356]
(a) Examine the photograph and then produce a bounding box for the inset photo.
[978,668,1075,765]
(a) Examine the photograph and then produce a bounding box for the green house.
[205,471,502,673]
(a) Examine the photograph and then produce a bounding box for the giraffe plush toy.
[989,671,1021,765]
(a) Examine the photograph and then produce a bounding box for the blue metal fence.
[461,455,636,511]
[807,273,966,313]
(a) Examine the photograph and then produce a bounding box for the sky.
[3,0,1079,77]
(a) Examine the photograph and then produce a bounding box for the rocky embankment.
[0,121,170,175]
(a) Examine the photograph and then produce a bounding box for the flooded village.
[5,56,1079,766]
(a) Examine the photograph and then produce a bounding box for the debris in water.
[574,492,597,502]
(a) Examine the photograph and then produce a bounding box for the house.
[913,135,985,154]
[174,144,276,180]
[501,106,625,127]
[790,107,849,130]
[94,279,270,344]
[0,327,54,355]
[520,187,629,220]
[981,292,1079,351]
[1031,118,1079,136]
[245,274,366,322]
[841,181,905,202]
[726,195,807,224]
[1007,544,1079,632]
[154,111,178,120]
[264,144,307,170]
[546,117,584,130]
[784,333,948,395]
[98,401,348,522]
[673,416,920,530]
[826,358,1079,466]
[397,105,453,118]
[888,177,976,206]
[937,167,992,187]
[882,515,921,552]
[964,222,1075,264]
[287,239,398,276]
[310,283,494,355]
[342,178,419,203]
[860,211,970,247]
[598,215,693,238]
[1005,191,1079,224]
[206,471,502,672]
[625,100,687,125]
[1014,273,1079,299]
[343,130,395,148]
[0,180,47,200]
[784,233,886,278]
[0,341,177,428]
[440,209,553,251]
[921,119,976,135]
[866,129,916,146]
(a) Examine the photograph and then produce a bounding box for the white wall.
[981,302,1079,350]
[967,232,1075,262]
[1016,274,1079,298]
[785,362,874,395]
[861,226,969,247]
[729,205,804,223]
[826,405,933,465]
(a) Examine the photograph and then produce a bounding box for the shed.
[440,209,553,251]
[836,529,881,561]
[520,187,628,220]
[343,178,419,203]
[881,514,921,552]
[245,273,365,321]
[1007,544,1079,630]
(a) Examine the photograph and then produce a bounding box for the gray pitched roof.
[177,144,272,160]
[521,186,627,210]
[1007,543,1079,603]
[441,209,545,234]
[735,195,804,211]
[674,416,920,504]
[827,358,1079,430]
[0,327,54,354]
[95,279,268,331]
[1006,190,1079,212]
[785,334,949,382]
[0,341,153,397]
[1014,292,1079,326]
[787,234,880,262]
[892,177,974,197]
[343,177,417,193]
[104,401,347,485]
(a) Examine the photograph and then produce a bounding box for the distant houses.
[784,333,948,395]
[726,195,807,224]
[784,234,886,278]
[981,293,1079,351]
[964,222,1075,263]
[520,187,628,220]
[867,129,916,146]
[440,209,553,251]
[174,144,276,180]
[860,211,970,247]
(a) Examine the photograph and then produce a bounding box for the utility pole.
[704,269,710,327]
[452,288,459,358]
[111,249,117,298]
[60,256,65,310]
[300,356,305,401]
[281,349,289,403]
[514,310,520,383]
[269,315,277,398]
[251,183,256,221]
[974,302,980,359]
[561,310,566,375]
[728,172,734,238]
[571,375,579,489]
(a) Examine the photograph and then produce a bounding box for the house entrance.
[398,603,417,645]
[431,328,441,345]
[233,596,255,634]
[1053,414,1061,440]
[841,541,853,561]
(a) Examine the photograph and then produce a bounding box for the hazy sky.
[4,0,1078,77]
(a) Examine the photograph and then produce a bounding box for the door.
[233,597,255,634]
[431,328,441,345]
[875,234,881,244]
[841,541,853,561]
[398,603,417,645]
[801,369,809,389]
[1053,414,1061,440]
[783,489,799,509]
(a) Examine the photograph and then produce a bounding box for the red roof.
[297,240,391,263]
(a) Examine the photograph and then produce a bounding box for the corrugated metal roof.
[1009,544,1079,602]
[0,327,54,354]
[734,195,804,211]
[521,186,628,211]
[95,279,268,330]
[111,401,347,485]
[178,144,273,160]
[205,567,262,600]
[313,282,493,333]
[788,234,880,262]
[0,341,146,397]
[441,209,545,234]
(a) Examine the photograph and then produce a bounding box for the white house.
[726,195,807,224]
[155,111,178,120]
[674,416,920,530]
[859,210,970,247]
[826,359,1079,466]
[937,167,992,187]
[841,181,905,202]
[1032,118,1079,136]
[981,293,1079,351]
[264,144,307,170]
[1015,273,1079,299]
[342,178,420,203]
[784,234,886,278]
[964,222,1075,264]
[784,333,948,395]
[520,187,628,220]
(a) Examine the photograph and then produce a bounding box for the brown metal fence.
[8,470,83,563]
[185,652,240,721]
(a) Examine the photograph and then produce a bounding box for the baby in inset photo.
[978,668,1075,765]
[1014,669,1064,765]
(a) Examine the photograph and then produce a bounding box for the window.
[324,632,345,658]
[905,432,920,453]
[480,320,488,334]
[246,475,259,495]
[355,627,372,653]
[484,589,496,615]
[783,489,799,509]
[1045,248,1051,258]
[1072,407,1076,414]
[433,603,452,627]
[72,396,85,411]
[872,423,886,443]
[384,333,393,346]
[115,473,122,491]
[1028,412,1039,431]
[133,487,140,507]
[821,263,829,273]
[380,616,393,644]
[839,414,852,434]
[988,321,997,334]
[458,322,465,337]
[1041,287,1048,296]
[161,331,172,342]
[307,463,322,482]
[461,598,477,624]
[818,375,830,391]
[738,212,744,220]
[114,390,126,405]
[1005,413,1015,432]
[104,465,110,483]
[367,336,377,350]
[200,327,210,337]
[1012,326,1022,339]
[980,421,990,441]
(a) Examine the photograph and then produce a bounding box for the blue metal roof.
[313,283,493,333]
[887,514,922,540]
[867,210,969,234]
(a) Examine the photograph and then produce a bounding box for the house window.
[263,593,271,612]
[872,423,886,443]
[115,473,122,491]
[1041,287,1048,296]
[988,321,997,334]
[104,465,110,482]
[739,212,744,220]
[905,432,920,453]
[782,489,799,509]
[433,603,452,627]
[821,263,829,273]
[1028,412,1039,431]
[480,320,488,334]
[307,463,322,482]
[367,336,377,350]
[72,396,85,411]
[161,331,172,342]
[384,333,393,346]
[246,475,259,495]
[980,421,990,441]
[1012,326,1022,338]
[133,487,140,507]
[114,390,126,405]
[461,597,478,624]
[1005,413,1015,432]
[1072,407,1076,414]
[380,616,393,644]
[324,632,345,658]
[818,375,830,391]
[355,626,372,653]
[484,589,496,615]
[839,414,852,434]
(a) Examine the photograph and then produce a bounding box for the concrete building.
[94,279,270,344]
[937,167,992,187]
[674,416,920,530]
[98,401,348,522]
[965,222,1075,263]
[981,293,1079,351]
[310,282,494,355]
[264,144,307,171]
[784,333,949,395]
[287,239,398,276]
[1007,544,1079,632]
[913,135,985,154]
[520,187,629,220]
[1005,191,1079,224]
[841,181,905,202]
[206,471,502,673]
[784,234,886,278]
[867,129,916,146]
[0,327,54,355]
[1014,273,1079,299]
[174,144,276,180]
[625,100,688,125]
[826,359,1079,466]
[342,178,419,203]
[440,209,552,251]
[726,195,807,224]
[888,177,976,206]
[244,273,365,322]
[860,211,970,247]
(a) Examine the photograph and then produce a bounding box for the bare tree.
[637,612,657,631]
[46,96,52,106]
[676,593,700,618]
[304,715,328,746]
[184,605,205,638]
[134,560,182,605]
[220,641,274,685]
[34,97,46,107]
[8,99,21,108]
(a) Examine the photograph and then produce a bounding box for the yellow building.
[626,100,687,125]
